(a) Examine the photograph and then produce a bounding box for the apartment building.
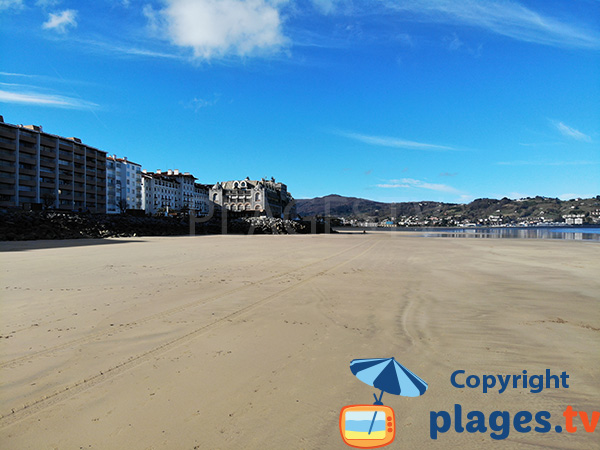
[209,177,294,218]
[0,118,106,212]
[142,169,209,215]
[106,155,142,213]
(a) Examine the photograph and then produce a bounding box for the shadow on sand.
[0,238,145,252]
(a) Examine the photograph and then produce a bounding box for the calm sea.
[419,227,600,241]
[338,226,600,241]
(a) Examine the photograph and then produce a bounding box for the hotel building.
[106,155,142,213]
[142,169,209,215]
[209,177,294,218]
[0,118,107,212]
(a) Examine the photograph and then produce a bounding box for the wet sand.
[1,233,598,449]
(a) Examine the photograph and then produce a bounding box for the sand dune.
[1,233,598,449]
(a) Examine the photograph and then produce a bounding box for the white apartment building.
[106,155,142,213]
[142,169,209,215]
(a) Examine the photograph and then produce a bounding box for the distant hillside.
[294,194,600,225]
[295,194,453,218]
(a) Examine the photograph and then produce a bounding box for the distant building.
[563,214,584,225]
[142,169,209,215]
[0,118,106,212]
[209,177,294,218]
[106,155,142,213]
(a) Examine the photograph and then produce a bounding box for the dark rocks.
[227,217,336,234]
[0,211,336,241]
[0,211,188,241]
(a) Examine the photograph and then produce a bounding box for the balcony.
[19,133,36,144]
[19,178,36,187]
[19,168,36,176]
[0,141,16,151]
[40,149,56,159]
[0,173,15,183]
[58,151,73,161]
[0,151,16,162]
[40,137,56,147]
[19,154,36,165]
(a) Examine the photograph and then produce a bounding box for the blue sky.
[1,0,598,202]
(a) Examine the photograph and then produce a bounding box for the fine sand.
[0,233,598,449]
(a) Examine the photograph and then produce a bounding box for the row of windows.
[226,203,261,211]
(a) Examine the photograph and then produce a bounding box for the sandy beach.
[1,232,598,449]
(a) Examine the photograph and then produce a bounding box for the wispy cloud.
[146,0,288,60]
[310,0,341,15]
[336,130,456,151]
[378,178,462,194]
[0,0,23,11]
[382,0,600,49]
[518,141,564,147]
[0,72,38,78]
[443,32,463,51]
[554,122,592,142]
[497,160,599,166]
[36,0,61,7]
[72,38,183,60]
[559,193,588,201]
[183,95,220,112]
[42,9,77,33]
[0,71,100,87]
[0,89,98,109]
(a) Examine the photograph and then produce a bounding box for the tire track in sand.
[0,238,373,370]
[0,238,380,426]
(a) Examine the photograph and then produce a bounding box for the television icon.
[339,405,396,448]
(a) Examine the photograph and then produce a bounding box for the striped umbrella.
[350,357,428,400]
[350,357,428,434]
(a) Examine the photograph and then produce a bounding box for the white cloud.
[378,178,462,194]
[337,130,455,150]
[150,0,288,60]
[42,9,77,33]
[555,122,592,142]
[0,89,98,109]
[383,0,600,49]
[0,0,23,11]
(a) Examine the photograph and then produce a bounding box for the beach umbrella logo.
[339,357,428,448]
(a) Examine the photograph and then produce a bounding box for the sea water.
[419,227,600,241]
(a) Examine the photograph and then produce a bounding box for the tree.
[117,198,128,214]
[41,193,55,210]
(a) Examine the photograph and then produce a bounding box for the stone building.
[106,155,142,213]
[142,169,209,215]
[209,177,294,218]
[0,118,107,212]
